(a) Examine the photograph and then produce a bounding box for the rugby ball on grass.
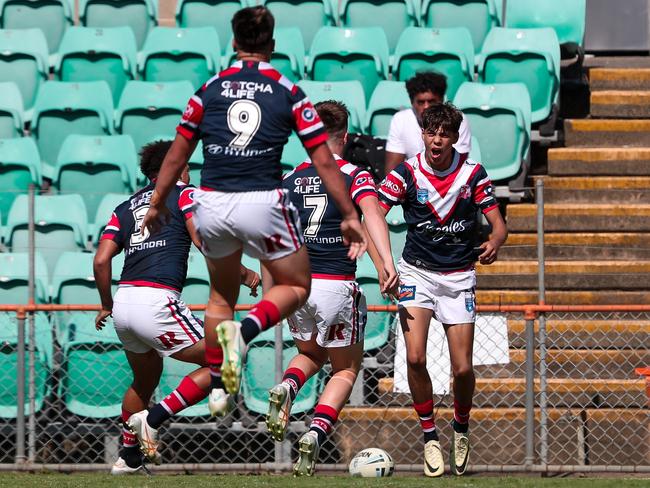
[349,448,394,477]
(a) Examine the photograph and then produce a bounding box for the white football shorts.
[112,286,204,356]
[397,258,476,325]
[287,278,367,348]
[193,188,304,261]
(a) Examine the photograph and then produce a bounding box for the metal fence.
[0,304,647,473]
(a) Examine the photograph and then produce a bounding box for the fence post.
[501,0,508,24]
[15,309,27,465]
[524,309,536,467]
[536,178,548,467]
[27,312,36,462]
[27,184,37,462]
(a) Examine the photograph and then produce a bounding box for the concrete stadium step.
[507,319,650,349]
[590,90,650,118]
[533,176,650,203]
[500,233,650,260]
[589,68,650,91]
[336,407,649,466]
[475,349,650,379]
[507,204,650,232]
[548,147,650,176]
[477,290,650,305]
[376,378,647,408]
[476,260,650,290]
[565,119,650,147]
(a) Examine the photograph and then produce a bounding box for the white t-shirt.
[385,108,472,158]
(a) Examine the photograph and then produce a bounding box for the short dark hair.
[232,6,274,53]
[139,140,172,180]
[314,100,348,142]
[421,102,463,134]
[406,71,447,101]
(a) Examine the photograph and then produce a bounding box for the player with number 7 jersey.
[140,6,366,411]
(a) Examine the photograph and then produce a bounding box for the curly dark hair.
[405,71,447,102]
[232,6,275,53]
[139,139,172,180]
[314,100,348,143]
[421,102,463,134]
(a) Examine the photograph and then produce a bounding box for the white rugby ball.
[349,448,394,477]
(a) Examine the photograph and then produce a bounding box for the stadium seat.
[505,0,586,54]
[92,193,130,245]
[0,28,49,119]
[337,0,418,53]
[0,0,73,59]
[79,0,158,50]
[184,251,209,306]
[469,135,482,162]
[392,27,474,100]
[139,27,221,89]
[420,0,500,52]
[53,135,137,219]
[281,133,308,171]
[0,81,24,138]
[55,26,137,105]
[30,81,114,169]
[261,0,335,48]
[356,255,393,352]
[188,140,203,185]
[476,27,560,124]
[297,80,366,133]
[453,81,531,182]
[364,80,410,137]
[175,0,246,52]
[115,81,195,152]
[0,252,49,304]
[0,137,41,226]
[386,205,406,257]
[5,194,90,274]
[0,311,51,418]
[307,26,389,104]
[158,358,207,417]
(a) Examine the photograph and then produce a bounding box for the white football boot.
[450,430,470,475]
[293,431,320,477]
[266,382,293,441]
[216,320,246,395]
[126,410,160,463]
[423,440,444,477]
[208,388,234,417]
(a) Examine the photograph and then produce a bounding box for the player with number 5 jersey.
[141,6,366,413]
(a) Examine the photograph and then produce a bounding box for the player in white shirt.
[385,71,471,175]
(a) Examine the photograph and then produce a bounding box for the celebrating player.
[140,6,366,413]
[265,101,398,477]
[93,140,260,474]
[377,103,507,477]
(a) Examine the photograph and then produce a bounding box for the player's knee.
[452,364,474,381]
[406,353,427,372]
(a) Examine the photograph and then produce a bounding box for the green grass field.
[0,474,648,488]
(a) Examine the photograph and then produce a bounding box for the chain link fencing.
[0,306,647,472]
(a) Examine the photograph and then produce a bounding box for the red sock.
[413,399,438,442]
[454,399,472,425]
[241,300,281,343]
[309,403,339,445]
[205,342,223,389]
[121,408,137,448]
[147,376,208,429]
[282,367,307,401]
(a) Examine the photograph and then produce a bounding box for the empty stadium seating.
[92,193,130,245]
[356,255,393,352]
[0,137,41,225]
[0,252,49,304]
[297,80,366,133]
[0,81,24,138]
[188,140,203,185]
[261,0,335,48]
[175,0,245,52]
[364,80,410,137]
[280,133,308,171]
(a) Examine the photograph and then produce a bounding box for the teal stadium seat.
[140,27,221,89]
[261,0,335,48]
[356,255,393,352]
[0,0,72,60]
[281,133,308,171]
[337,0,418,54]
[31,81,114,169]
[0,29,49,119]
[0,252,49,304]
[420,0,500,52]
[158,358,207,417]
[0,81,24,138]
[0,137,41,225]
[188,140,203,185]
[52,251,122,305]
[6,194,89,274]
[175,0,246,53]
[53,135,137,218]
[476,27,560,124]
[307,26,389,104]
[469,135,481,162]
[386,204,406,257]
[393,27,474,100]
[79,0,158,50]
[297,80,366,133]
[115,81,195,152]
[0,311,51,418]
[454,81,531,182]
[55,26,137,105]
[184,251,209,306]
[505,0,586,53]
[93,192,130,244]
[364,80,410,137]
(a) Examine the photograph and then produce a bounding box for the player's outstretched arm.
[478,207,508,265]
[143,134,198,235]
[93,239,120,330]
[359,197,398,296]
[308,143,366,259]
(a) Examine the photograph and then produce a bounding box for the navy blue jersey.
[177,61,327,192]
[101,183,195,291]
[378,151,498,272]
[283,157,377,277]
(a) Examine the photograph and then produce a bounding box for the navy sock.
[424,429,439,443]
[452,418,469,434]
[240,317,260,344]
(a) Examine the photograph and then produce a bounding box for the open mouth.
[430,148,442,158]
